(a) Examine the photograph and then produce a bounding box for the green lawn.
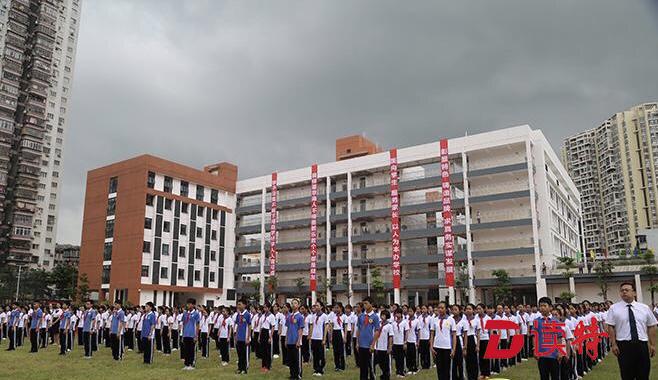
[0,340,654,379]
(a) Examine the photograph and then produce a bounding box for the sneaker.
[222,362,228,366]
[273,354,279,358]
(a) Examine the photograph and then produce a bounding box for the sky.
[58,0,658,244]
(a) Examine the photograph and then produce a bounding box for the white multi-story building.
[234,125,582,305]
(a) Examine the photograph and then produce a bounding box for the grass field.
[0,339,655,379]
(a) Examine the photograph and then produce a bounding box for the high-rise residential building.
[0,0,81,269]
[563,102,658,258]
[78,155,238,306]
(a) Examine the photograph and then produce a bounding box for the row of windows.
[141,265,217,283]
[142,241,225,263]
[146,194,224,221]
[144,217,222,240]
[147,172,221,204]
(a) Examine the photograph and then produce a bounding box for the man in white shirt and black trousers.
[607,281,657,380]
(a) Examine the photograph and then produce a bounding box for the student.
[234,298,252,375]
[251,305,261,360]
[155,306,164,352]
[344,304,354,359]
[125,308,135,351]
[217,306,233,366]
[607,281,658,380]
[475,304,491,378]
[391,309,408,378]
[110,301,126,361]
[533,297,565,380]
[93,306,102,352]
[429,301,457,380]
[82,301,97,359]
[58,303,71,356]
[272,303,281,359]
[357,297,380,380]
[352,303,362,368]
[460,304,480,380]
[103,306,112,348]
[135,307,144,353]
[491,304,507,374]
[181,299,201,370]
[168,308,178,352]
[310,302,328,376]
[301,305,311,364]
[286,298,305,380]
[162,307,172,356]
[417,305,432,370]
[260,303,276,372]
[6,303,19,351]
[375,309,394,380]
[39,306,51,348]
[141,302,157,365]
[405,307,419,375]
[330,303,347,371]
[451,304,466,379]
[29,302,43,353]
[278,303,289,366]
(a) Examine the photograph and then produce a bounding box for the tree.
[491,269,512,304]
[641,250,657,304]
[50,264,78,299]
[294,277,305,294]
[593,259,615,300]
[250,278,261,302]
[559,291,576,302]
[454,261,469,303]
[557,256,577,278]
[77,273,90,301]
[371,267,386,305]
[20,269,52,300]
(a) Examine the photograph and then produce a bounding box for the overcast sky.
[58,0,658,244]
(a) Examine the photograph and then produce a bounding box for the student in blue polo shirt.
[234,298,252,375]
[141,302,157,365]
[58,303,71,355]
[286,299,305,380]
[181,298,201,370]
[357,296,380,380]
[6,303,20,351]
[82,300,97,358]
[29,302,43,353]
[534,297,566,380]
[110,301,126,361]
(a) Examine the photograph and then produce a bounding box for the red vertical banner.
[389,149,401,289]
[269,172,278,277]
[440,139,454,287]
[309,164,318,291]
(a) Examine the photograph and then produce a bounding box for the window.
[177,269,185,280]
[144,217,152,229]
[147,171,155,188]
[180,224,187,235]
[210,250,216,261]
[165,199,172,210]
[109,176,118,193]
[106,198,116,216]
[210,271,215,282]
[194,270,201,281]
[142,241,150,253]
[212,209,218,219]
[181,203,188,213]
[196,227,203,238]
[105,219,114,238]
[196,185,204,201]
[146,194,154,206]
[180,181,189,197]
[103,242,112,261]
[195,249,201,259]
[163,176,172,193]
[211,230,217,240]
[160,267,168,279]
[198,206,204,217]
[162,243,169,256]
[179,246,186,257]
[211,189,218,204]
[141,265,149,277]
[163,221,171,232]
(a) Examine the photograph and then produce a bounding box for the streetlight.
[362,259,374,297]
[15,265,23,302]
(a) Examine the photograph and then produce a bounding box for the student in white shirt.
[301,305,311,364]
[491,304,508,373]
[154,306,163,352]
[161,307,171,355]
[391,309,408,377]
[475,304,492,378]
[259,304,276,372]
[168,310,178,352]
[430,302,457,380]
[135,307,144,353]
[375,309,394,380]
[330,303,347,371]
[271,304,281,359]
[418,305,432,370]
[39,307,51,348]
[309,302,328,375]
[607,281,657,380]
[504,305,519,367]
[349,304,360,368]
[460,304,480,380]
[277,304,288,366]
[199,306,210,359]
[217,306,233,366]
[405,307,419,375]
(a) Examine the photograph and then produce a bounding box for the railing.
[472,238,533,251]
[469,182,529,197]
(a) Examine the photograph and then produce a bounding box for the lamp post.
[15,265,23,302]
[363,259,374,297]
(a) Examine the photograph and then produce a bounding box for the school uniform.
[17,312,27,347]
[0,311,6,342]
[349,312,360,367]
[252,313,261,359]
[7,308,20,350]
[93,313,102,351]
[357,311,380,380]
[286,311,305,379]
[476,313,491,377]
[406,317,419,373]
[168,314,178,351]
[533,316,562,380]
[260,312,276,370]
[234,310,252,373]
[607,300,658,380]
[217,314,233,364]
[198,314,210,358]
[135,312,144,353]
[459,316,480,380]
[375,321,394,380]
[176,313,184,357]
[82,308,97,357]
[129,312,140,350]
[302,314,311,363]
[272,311,282,357]
[344,312,354,358]
[492,313,508,372]
[417,314,432,369]
[39,312,51,348]
[181,309,201,367]
[517,311,530,359]
[506,313,519,366]
[452,315,466,380]
[58,310,71,355]
[431,315,457,380]
[391,318,408,376]
[160,314,171,355]
[330,313,347,370]
[277,312,288,366]
[110,308,125,360]
[310,312,328,374]
[29,307,43,352]
[75,310,83,346]
[154,311,163,352]
[102,311,111,347]
[141,311,156,364]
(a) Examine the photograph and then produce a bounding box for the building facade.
[235,125,582,306]
[53,243,78,266]
[0,0,81,269]
[78,155,238,307]
[563,102,658,258]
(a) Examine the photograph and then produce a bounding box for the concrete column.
[526,139,547,299]
[635,274,643,303]
[347,172,354,305]
[569,276,577,302]
[259,187,266,303]
[326,177,332,304]
[462,152,475,303]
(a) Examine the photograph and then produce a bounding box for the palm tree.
[641,250,657,304]
[557,256,577,278]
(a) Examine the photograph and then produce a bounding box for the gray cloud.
[58,0,658,244]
